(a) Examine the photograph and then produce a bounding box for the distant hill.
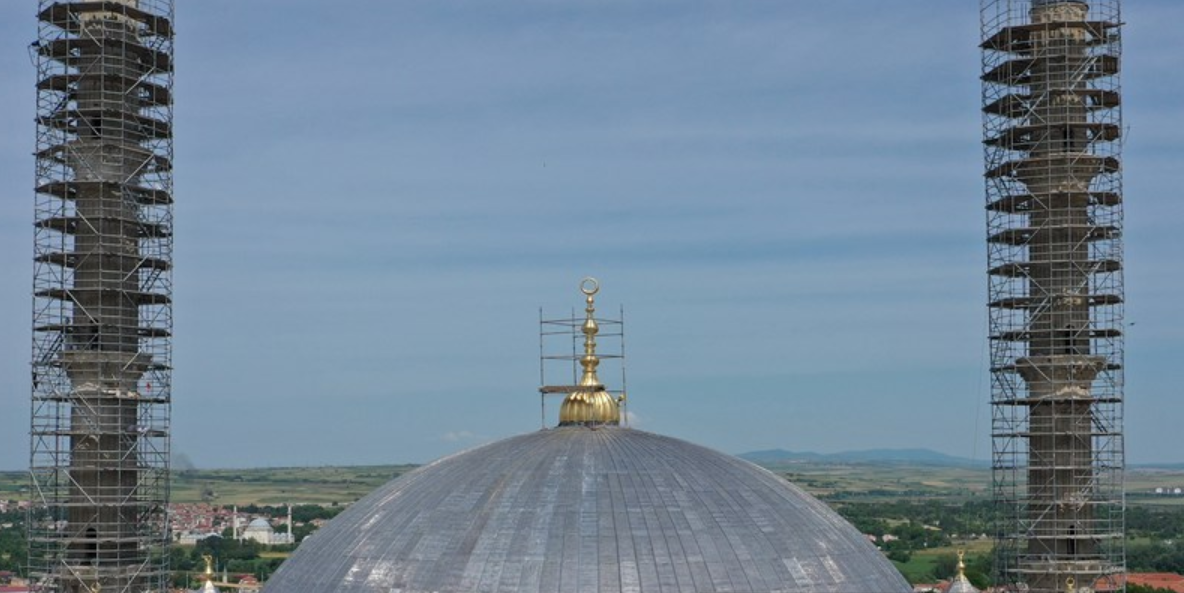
[739,448,986,467]
[1132,462,1184,471]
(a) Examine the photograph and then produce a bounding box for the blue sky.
[0,1,1181,470]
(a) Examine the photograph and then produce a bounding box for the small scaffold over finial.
[558,277,620,426]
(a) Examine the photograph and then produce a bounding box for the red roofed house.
[1095,573,1184,593]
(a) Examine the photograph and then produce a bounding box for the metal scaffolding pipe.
[28,1,175,591]
[981,1,1125,591]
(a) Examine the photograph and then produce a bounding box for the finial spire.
[579,278,601,388]
[948,549,981,593]
[558,278,620,426]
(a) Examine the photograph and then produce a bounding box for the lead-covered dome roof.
[265,427,909,592]
[246,518,271,530]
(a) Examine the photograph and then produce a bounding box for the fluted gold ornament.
[559,278,620,426]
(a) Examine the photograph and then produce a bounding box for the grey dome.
[266,427,910,592]
[949,576,980,593]
[948,574,981,593]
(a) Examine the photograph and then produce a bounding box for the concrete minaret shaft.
[981,1,1124,591]
[29,1,175,592]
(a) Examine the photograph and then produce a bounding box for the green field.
[5,461,1184,586]
[0,471,24,497]
[4,463,1184,507]
[171,464,417,505]
[0,465,418,506]
[892,539,994,584]
[765,461,993,501]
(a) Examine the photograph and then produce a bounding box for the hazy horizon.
[1,1,1181,471]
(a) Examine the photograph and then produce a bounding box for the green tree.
[0,525,27,576]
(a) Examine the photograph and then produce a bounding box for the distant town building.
[1095,573,1184,593]
[0,572,32,593]
[177,530,222,546]
[238,505,294,546]
[241,518,294,546]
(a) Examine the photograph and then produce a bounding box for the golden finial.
[559,278,621,426]
[579,278,600,387]
[957,549,967,578]
[203,554,215,580]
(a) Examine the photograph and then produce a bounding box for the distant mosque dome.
[264,280,910,592]
[241,517,275,545]
[246,518,271,530]
[241,512,295,545]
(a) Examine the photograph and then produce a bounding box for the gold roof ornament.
[199,553,222,592]
[947,549,980,593]
[558,278,621,426]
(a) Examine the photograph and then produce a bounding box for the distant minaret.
[980,1,1125,591]
[27,1,176,592]
[287,504,294,542]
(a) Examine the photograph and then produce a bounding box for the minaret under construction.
[981,1,1124,591]
[28,1,175,592]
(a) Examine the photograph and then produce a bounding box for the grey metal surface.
[948,579,980,593]
[266,428,909,592]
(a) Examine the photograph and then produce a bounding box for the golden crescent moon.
[580,277,600,296]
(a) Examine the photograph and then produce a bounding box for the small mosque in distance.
[263,279,911,592]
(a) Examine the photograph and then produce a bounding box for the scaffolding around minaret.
[981,1,1124,591]
[28,1,175,592]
